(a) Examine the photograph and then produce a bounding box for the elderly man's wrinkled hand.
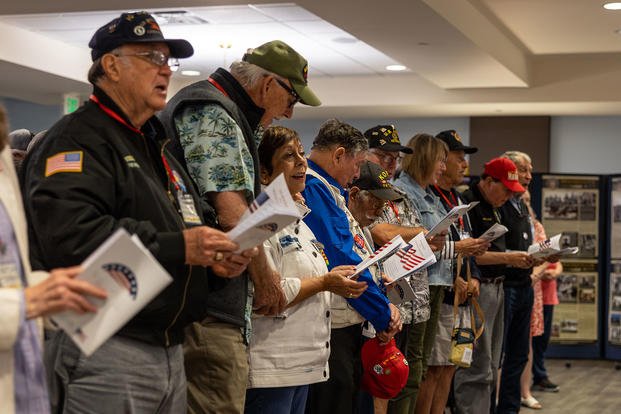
[183,226,238,267]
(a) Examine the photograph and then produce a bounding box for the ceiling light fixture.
[181,70,201,76]
[604,2,621,10]
[386,64,407,71]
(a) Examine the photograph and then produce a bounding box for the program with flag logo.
[51,228,172,355]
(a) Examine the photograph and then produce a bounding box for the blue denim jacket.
[393,172,453,286]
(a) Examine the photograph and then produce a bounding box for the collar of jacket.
[394,171,429,199]
[307,158,348,202]
[91,86,166,144]
[210,68,265,133]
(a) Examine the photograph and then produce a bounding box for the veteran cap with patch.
[89,11,194,61]
[351,161,402,201]
[242,40,321,107]
[364,125,413,154]
[361,337,409,399]
[435,130,477,154]
[483,157,525,193]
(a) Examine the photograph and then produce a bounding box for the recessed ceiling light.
[604,2,621,10]
[386,64,407,71]
[181,70,201,76]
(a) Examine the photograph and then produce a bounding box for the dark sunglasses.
[275,78,300,108]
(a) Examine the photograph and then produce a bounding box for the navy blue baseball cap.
[89,11,194,61]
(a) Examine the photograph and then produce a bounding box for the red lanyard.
[433,184,464,230]
[89,94,181,192]
[208,77,229,97]
[90,94,142,134]
[388,200,401,224]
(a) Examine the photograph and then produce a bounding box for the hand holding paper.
[479,223,509,242]
[51,229,173,356]
[227,174,302,252]
[426,202,479,239]
[383,232,437,284]
[527,233,580,259]
[349,235,405,278]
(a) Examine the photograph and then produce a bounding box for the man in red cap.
[452,157,535,414]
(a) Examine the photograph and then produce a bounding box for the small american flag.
[368,240,392,259]
[249,192,270,212]
[45,151,83,177]
[396,247,425,270]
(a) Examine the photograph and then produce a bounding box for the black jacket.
[21,87,213,346]
[500,197,533,287]
[461,179,507,279]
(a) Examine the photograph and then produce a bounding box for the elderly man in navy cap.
[21,11,255,413]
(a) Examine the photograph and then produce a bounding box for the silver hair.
[229,60,275,89]
[501,150,532,165]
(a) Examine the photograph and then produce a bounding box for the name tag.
[177,193,201,225]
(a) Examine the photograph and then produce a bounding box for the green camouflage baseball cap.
[243,40,321,106]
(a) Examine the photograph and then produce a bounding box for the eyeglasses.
[369,149,403,165]
[275,78,300,108]
[114,50,179,72]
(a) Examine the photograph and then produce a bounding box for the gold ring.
[348,292,353,297]
[214,252,224,262]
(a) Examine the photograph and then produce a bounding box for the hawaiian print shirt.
[174,103,262,200]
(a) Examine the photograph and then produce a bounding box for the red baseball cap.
[483,157,525,193]
[361,337,409,399]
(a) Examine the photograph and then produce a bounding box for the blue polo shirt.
[301,160,390,331]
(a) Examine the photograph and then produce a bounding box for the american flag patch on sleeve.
[45,151,83,177]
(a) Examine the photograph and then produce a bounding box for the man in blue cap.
[21,11,254,413]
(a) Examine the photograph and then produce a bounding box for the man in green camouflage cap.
[160,40,320,413]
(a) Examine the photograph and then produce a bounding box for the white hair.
[229,60,276,89]
[501,150,532,166]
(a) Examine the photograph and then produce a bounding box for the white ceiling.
[0,0,621,119]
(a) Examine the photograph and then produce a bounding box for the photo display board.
[542,175,600,343]
[608,176,621,349]
[611,177,621,260]
[609,261,621,345]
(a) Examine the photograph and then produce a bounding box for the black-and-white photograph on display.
[558,275,577,303]
[610,312,621,344]
[579,288,595,303]
[560,319,578,333]
[561,232,578,248]
[543,191,596,221]
[552,260,598,343]
[541,175,599,260]
[608,261,621,344]
[543,192,578,221]
[612,274,621,296]
[611,178,621,259]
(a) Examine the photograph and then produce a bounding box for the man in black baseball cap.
[365,124,412,179]
[349,161,402,227]
[435,129,477,154]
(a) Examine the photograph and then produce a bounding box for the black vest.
[158,69,263,327]
[500,198,533,287]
